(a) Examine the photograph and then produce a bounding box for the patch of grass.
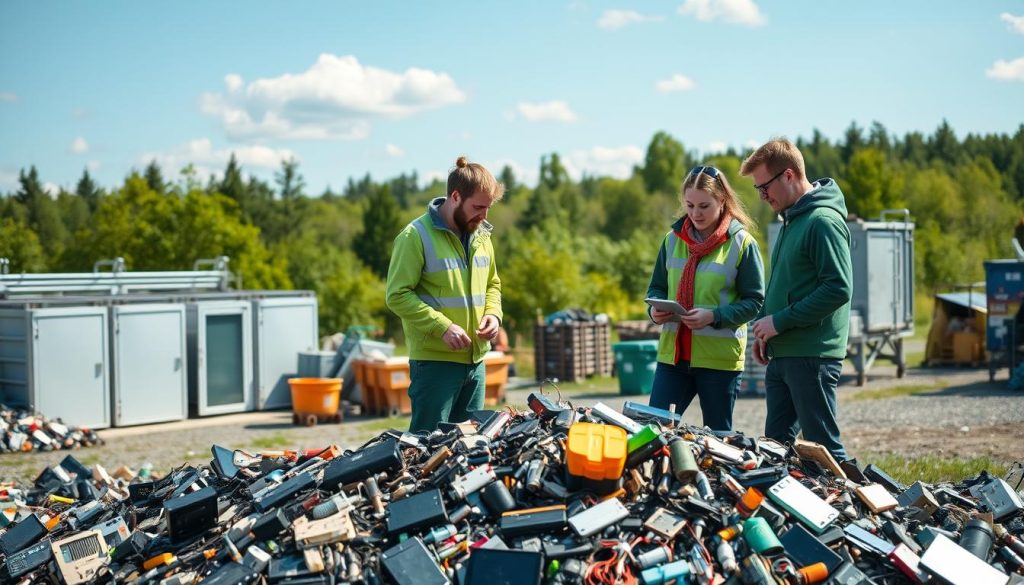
[863,454,1008,484]
[249,433,293,450]
[354,416,409,433]
[850,382,946,402]
[539,376,620,395]
[77,453,103,466]
[904,348,926,368]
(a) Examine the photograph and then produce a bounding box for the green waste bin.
[613,340,659,395]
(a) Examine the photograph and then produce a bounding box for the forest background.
[3,120,1023,343]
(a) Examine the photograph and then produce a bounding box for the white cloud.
[986,57,1024,81]
[87,160,102,172]
[70,137,89,154]
[515,101,578,123]
[598,10,663,30]
[0,92,16,103]
[486,158,539,188]
[385,144,405,158]
[224,73,244,92]
[43,182,60,198]
[655,74,696,93]
[563,145,644,180]
[1000,12,1024,34]
[707,141,728,153]
[201,53,466,141]
[744,139,761,150]
[678,0,766,27]
[140,138,297,180]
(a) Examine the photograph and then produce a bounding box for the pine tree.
[354,185,403,278]
[144,160,166,195]
[75,168,102,211]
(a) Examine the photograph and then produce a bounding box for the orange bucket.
[288,377,342,418]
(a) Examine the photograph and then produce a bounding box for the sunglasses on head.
[688,166,722,181]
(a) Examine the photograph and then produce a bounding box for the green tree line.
[2,120,1023,339]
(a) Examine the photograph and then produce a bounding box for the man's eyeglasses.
[753,169,786,197]
[688,166,722,181]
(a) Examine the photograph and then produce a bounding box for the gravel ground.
[3,353,1022,485]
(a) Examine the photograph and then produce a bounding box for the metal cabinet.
[187,300,253,416]
[251,294,318,410]
[0,306,110,429]
[110,303,187,426]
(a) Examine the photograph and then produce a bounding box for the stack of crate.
[534,321,613,382]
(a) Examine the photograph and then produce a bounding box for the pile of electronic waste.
[0,395,1022,584]
[1,404,104,454]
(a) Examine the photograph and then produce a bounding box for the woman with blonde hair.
[645,165,764,430]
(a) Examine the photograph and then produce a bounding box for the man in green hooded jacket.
[741,138,852,462]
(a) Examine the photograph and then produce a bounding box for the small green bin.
[613,340,659,395]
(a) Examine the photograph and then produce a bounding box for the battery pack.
[499,505,568,538]
[386,488,448,536]
[380,537,450,585]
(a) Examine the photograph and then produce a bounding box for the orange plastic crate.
[483,354,514,406]
[369,359,412,416]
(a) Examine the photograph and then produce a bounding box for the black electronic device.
[387,488,448,535]
[3,537,52,579]
[499,504,568,538]
[211,444,239,479]
[552,409,576,432]
[527,393,567,419]
[779,524,843,573]
[829,561,878,585]
[380,537,450,585]
[464,548,543,585]
[128,480,158,503]
[268,554,316,583]
[321,439,402,490]
[863,464,905,494]
[840,460,868,483]
[59,454,92,479]
[200,561,259,585]
[817,525,846,546]
[506,418,540,438]
[164,485,218,543]
[253,508,292,541]
[254,472,315,512]
[732,466,787,488]
[0,513,47,556]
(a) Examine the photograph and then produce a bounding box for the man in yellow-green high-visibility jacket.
[385,156,505,432]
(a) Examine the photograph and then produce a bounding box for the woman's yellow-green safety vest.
[386,210,501,364]
[657,226,754,370]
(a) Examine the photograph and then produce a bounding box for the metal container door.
[195,301,253,415]
[253,297,318,410]
[29,307,110,429]
[111,304,187,426]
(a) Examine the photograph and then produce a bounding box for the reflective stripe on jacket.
[656,223,756,370]
[386,201,502,364]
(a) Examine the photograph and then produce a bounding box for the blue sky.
[1,1,1022,195]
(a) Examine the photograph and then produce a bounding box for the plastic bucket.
[288,377,342,417]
